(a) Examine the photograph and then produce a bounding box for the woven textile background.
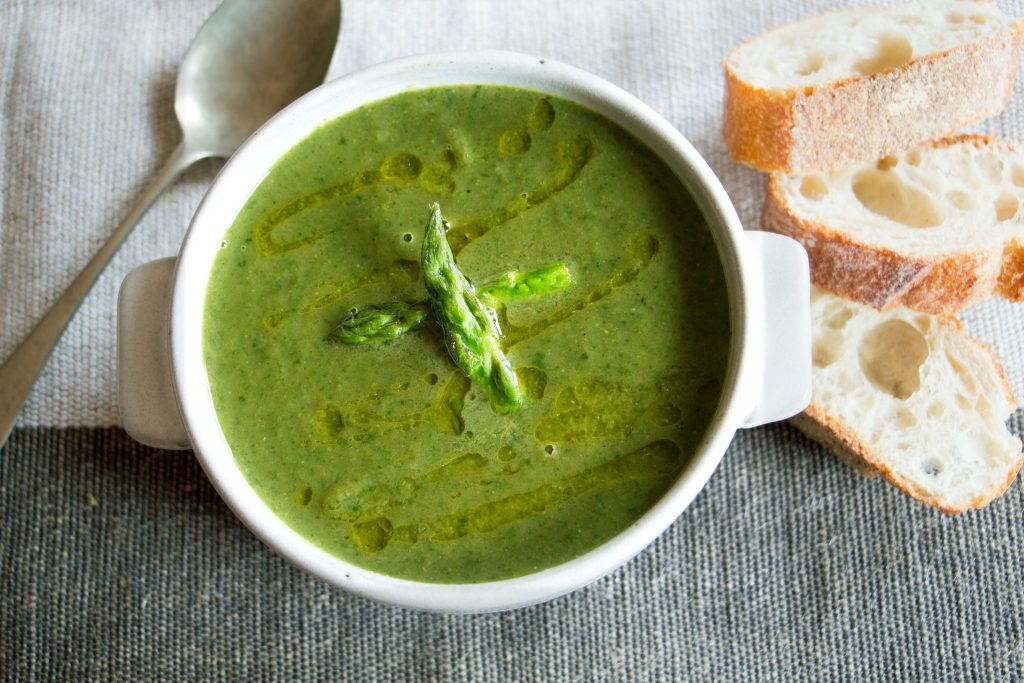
[2,0,1024,680]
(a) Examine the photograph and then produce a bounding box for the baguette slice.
[792,288,1022,513]
[723,1,1024,173]
[764,135,1024,313]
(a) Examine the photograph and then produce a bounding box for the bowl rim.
[170,49,759,613]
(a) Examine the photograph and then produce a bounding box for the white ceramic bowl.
[117,51,810,613]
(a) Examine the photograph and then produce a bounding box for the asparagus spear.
[326,301,430,344]
[326,227,570,346]
[477,262,572,304]
[422,203,523,414]
[328,261,571,345]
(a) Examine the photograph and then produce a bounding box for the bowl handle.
[117,258,191,449]
[741,231,812,428]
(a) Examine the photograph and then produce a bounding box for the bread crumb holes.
[896,408,917,428]
[995,194,1019,221]
[858,319,928,399]
[947,190,975,211]
[946,350,977,393]
[1011,165,1024,187]
[800,176,828,200]
[854,34,913,76]
[813,335,840,368]
[824,307,854,330]
[877,155,899,171]
[797,53,826,77]
[852,170,942,227]
[921,458,943,477]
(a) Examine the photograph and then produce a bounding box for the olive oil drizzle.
[447,134,594,255]
[262,259,419,329]
[314,371,472,442]
[252,97,593,259]
[345,439,683,553]
[321,451,489,524]
[254,151,425,256]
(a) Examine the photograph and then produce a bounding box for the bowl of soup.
[117,51,811,612]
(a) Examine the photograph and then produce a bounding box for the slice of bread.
[723,1,1024,173]
[764,134,1024,314]
[792,287,1022,513]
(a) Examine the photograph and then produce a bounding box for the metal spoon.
[0,0,341,446]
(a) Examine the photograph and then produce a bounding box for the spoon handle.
[0,142,203,447]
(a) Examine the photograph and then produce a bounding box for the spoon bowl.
[176,0,341,155]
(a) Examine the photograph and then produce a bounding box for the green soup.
[203,86,731,583]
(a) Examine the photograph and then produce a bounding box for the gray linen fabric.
[3,424,1023,681]
[3,0,1024,680]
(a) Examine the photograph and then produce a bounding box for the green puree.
[203,86,731,583]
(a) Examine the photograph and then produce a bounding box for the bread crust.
[722,73,797,174]
[762,135,1021,313]
[723,19,1024,173]
[997,238,1024,301]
